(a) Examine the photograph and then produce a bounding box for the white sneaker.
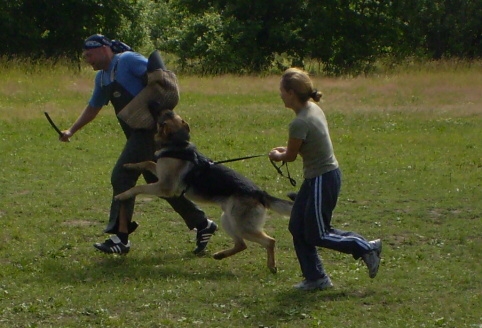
[293,275,334,291]
[362,239,382,278]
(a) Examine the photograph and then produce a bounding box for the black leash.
[212,153,297,187]
[269,160,297,187]
[212,154,266,165]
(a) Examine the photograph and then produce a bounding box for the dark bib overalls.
[103,73,207,234]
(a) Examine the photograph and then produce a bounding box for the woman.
[269,68,382,291]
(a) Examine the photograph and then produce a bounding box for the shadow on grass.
[275,288,375,325]
[38,250,239,284]
[231,284,376,327]
[275,286,375,304]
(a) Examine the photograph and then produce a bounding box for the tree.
[301,0,397,75]
[156,0,303,73]
[0,0,154,60]
[157,0,404,75]
[1,0,481,74]
[391,0,482,60]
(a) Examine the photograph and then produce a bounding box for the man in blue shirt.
[60,34,217,255]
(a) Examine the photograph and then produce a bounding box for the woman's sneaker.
[94,235,130,255]
[293,275,334,291]
[361,239,382,278]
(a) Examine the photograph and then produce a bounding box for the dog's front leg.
[114,182,174,201]
[123,161,157,177]
[116,158,185,201]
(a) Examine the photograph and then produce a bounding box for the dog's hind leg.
[243,230,277,274]
[212,238,248,261]
[213,212,248,260]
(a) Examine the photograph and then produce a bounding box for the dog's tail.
[286,192,297,201]
[264,193,294,216]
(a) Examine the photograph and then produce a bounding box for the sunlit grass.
[0,59,481,327]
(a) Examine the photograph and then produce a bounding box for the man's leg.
[95,131,154,254]
[96,130,216,254]
[164,195,217,254]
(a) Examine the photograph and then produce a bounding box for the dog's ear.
[181,119,190,133]
[157,110,175,134]
[163,122,172,139]
[156,120,170,141]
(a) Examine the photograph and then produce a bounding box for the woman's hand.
[268,147,286,162]
[268,138,302,163]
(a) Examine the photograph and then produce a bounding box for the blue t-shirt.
[88,51,148,108]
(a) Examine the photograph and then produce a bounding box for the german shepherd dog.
[114,110,293,273]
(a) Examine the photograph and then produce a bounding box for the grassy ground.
[0,60,481,327]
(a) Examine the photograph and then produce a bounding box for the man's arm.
[59,105,102,142]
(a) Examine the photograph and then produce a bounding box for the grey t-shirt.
[289,102,339,179]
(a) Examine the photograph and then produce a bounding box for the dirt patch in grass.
[61,219,94,227]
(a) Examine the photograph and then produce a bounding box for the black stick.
[44,112,63,138]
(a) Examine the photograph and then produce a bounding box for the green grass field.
[0,61,481,327]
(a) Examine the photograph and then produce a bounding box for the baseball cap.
[83,34,112,49]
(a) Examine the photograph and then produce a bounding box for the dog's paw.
[287,192,298,201]
[269,266,278,274]
[123,163,138,170]
[114,193,128,201]
[213,252,226,260]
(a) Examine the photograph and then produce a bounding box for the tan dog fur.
[115,111,293,273]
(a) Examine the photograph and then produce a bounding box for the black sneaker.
[193,220,218,255]
[94,235,131,255]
